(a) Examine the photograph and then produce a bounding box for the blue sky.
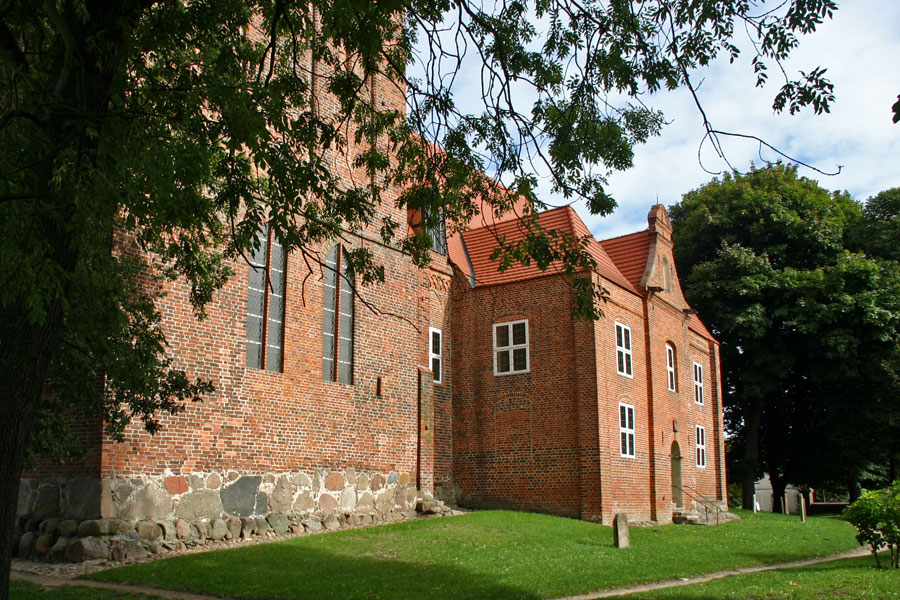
[594,0,900,238]
[412,1,900,240]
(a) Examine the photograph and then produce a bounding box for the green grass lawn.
[79,509,860,600]
[619,554,900,599]
[11,580,164,599]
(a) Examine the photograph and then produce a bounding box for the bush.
[843,481,900,568]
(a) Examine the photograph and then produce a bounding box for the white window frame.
[696,425,706,468]
[619,403,636,458]
[666,344,676,392]
[493,320,530,375]
[693,362,704,405]
[615,322,633,378]
[429,327,442,384]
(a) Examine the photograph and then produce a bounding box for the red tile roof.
[689,314,716,341]
[458,206,635,292]
[446,194,528,270]
[598,230,652,290]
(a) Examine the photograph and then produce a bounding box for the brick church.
[18,39,725,534]
[20,201,725,530]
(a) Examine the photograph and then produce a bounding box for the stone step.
[672,511,701,525]
[673,508,742,526]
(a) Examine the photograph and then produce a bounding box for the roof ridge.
[563,205,580,239]
[598,228,650,244]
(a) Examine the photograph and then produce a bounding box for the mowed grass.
[11,580,164,599]
[619,554,900,599]
[84,510,859,600]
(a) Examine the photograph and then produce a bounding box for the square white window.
[429,327,442,384]
[619,403,635,458]
[615,322,633,377]
[696,425,706,468]
[693,362,704,405]
[494,320,529,375]
[665,344,676,392]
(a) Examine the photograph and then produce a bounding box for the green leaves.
[671,164,900,493]
[0,1,844,464]
[844,481,900,568]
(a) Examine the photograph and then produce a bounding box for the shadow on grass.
[89,543,542,600]
[12,580,165,600]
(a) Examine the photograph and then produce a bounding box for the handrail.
[672,482,723,525]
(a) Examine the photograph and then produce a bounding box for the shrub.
[843,481,900,568]
[727,483,743,509]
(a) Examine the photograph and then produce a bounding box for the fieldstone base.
[16,469,454,563]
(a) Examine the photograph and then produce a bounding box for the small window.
[693,362,704,405]
[246,225,287,372]
[429,327,442,384]
[615,322,633,377]
[666,344,677,392]
[494,320,529,375]
[619,403,635,458]
[424,207,447,255]
[696,425,706,468]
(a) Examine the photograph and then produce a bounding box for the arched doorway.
[671,441,683,509]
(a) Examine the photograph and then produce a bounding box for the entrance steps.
[672,509,701,525]
[673,507,741,526]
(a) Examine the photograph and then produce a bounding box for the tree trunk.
[0,5,133,599]
[848,477,862,503]
[770,473,787,514]
[0,301,65,600]
[742,396,765,509]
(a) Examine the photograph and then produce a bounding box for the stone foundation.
[16,468,453,562]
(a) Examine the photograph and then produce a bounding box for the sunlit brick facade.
[449,205,726,523]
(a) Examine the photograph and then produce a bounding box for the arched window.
[246,225,286,372]
[662,257,672,291]
[322,246,354,384]
[665,343,677,392]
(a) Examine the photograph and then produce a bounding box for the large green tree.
[846,187,900,483]
[670,165,900,510]
[0,0,837,594]
[849,187,900,263]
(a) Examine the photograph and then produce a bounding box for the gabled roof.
[688,314,716,342]
[457,206,635,292]
[598,230,652,290]
[446,194,528,273]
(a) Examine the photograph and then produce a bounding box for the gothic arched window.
[246,225,286,372]
[322,246,354,384]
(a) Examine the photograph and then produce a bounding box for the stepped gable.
[458,205,634,291]
[600,206,716,343]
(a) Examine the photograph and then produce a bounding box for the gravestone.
[613,513,629,548]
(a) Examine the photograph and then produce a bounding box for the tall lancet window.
[246,225,286,372]
[322,246,354,384]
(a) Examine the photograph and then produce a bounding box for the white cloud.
[591,0,900,238]
[409,1,900,239]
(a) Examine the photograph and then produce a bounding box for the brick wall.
[452,273,583,517]
[593,280,653,524]
[100,235,450,479]
[450,208,726,525]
